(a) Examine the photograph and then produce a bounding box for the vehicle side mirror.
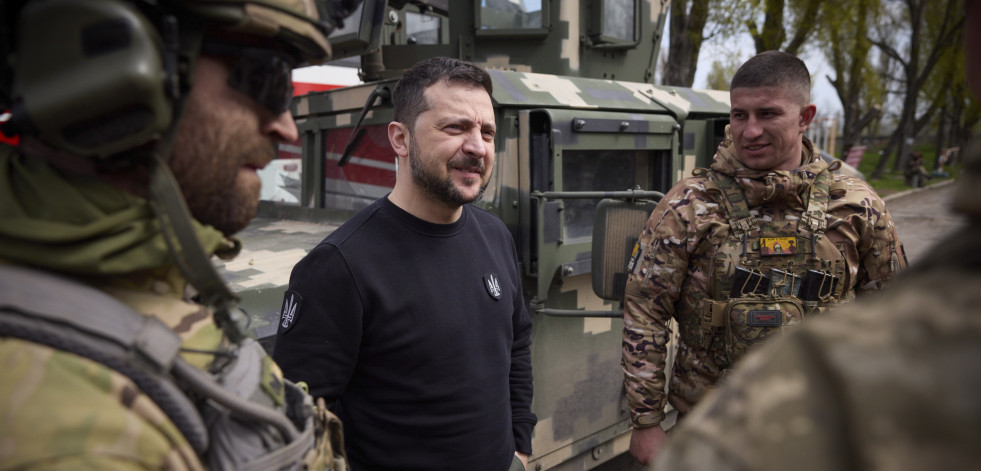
[591,198,659,302]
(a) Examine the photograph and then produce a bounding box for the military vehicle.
[216,1,731,469]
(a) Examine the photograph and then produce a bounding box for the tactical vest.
[0,265,347,471]
[683,168,849,366]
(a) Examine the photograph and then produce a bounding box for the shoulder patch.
[279,290,302,334]
[484,273,502,300]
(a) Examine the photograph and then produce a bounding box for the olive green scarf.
[0,145,226,275]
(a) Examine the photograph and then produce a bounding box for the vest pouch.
[724,296,805,365]
[205,339,329,471]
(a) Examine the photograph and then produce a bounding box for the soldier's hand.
[517,451,529,468]
[628,425,668,465]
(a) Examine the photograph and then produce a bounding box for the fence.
[805,115,839,156]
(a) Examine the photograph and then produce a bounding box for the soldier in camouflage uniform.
[0,0,358,469]
[622,51,906,465]
[652,2,981,469]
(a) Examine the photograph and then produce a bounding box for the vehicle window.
[406,11,441,44]
[602,0,634,42]
[480,0,543,29]
[561,149,656,240]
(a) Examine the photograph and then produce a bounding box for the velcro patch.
[748,309,782,327]
[278,290,302,334]
[760,237,798,256]
[627,241,644,274]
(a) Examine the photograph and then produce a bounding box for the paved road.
[592,179,967,471]
[883,180,966,264]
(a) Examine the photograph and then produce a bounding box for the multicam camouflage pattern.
[0,265,214,470]
[722,297,805,362]
[653,232,981,471]
[652,136,981,471]
[696,136,853,365]
[0,147,342,469]
[622,130,905,428]
[0,261,344,470]
[0,0,357,465]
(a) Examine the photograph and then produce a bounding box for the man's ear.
[388,121,410,158]
[800,104,817,131]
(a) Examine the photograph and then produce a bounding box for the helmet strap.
[147,21,249,343]
[149,151,250,343]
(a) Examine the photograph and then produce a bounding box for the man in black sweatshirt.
[273,56,537,471]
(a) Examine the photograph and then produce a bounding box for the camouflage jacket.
[622,137,905,428]
[654,219,981,471]
[0,147,341,470]
[1,265,221,470]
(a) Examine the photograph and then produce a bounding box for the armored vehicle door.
[515,107,677,469]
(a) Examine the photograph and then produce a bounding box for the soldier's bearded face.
[405,81,496,208]
[169,55,298,235]
[729,85,815,171]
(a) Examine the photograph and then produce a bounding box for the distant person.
[932,147,954,178]
[0,0,358,468]
[653,5,981,468]
[273,57,537,471]
[907,150,931,187]
[622,50,906,465]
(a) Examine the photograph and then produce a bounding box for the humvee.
[216,1,731,469]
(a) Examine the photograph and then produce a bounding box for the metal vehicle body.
[217,1,730,469]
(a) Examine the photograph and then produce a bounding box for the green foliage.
[705,53,743,90]
[919,3,966,104]
[663,0,713,86]
[810,0,884,149]
[867,0,965,178]
[861,56,888,119]
[705,0,749,41]
[721,0,822,54]
[857,145,961,196]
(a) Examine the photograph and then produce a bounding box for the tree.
[923,32,965,170]
[815,0,884,154]
[661,0,744,87]
[744,0,823,55]
[662,0,710,86]
[869,0,964,179]
[660,0,824,88]
[953,98,981,164]
[705,53,743,90]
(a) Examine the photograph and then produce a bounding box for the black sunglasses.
[200,40,296,115]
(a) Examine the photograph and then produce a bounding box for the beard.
[169,100,276,236]
[408,138,488,208]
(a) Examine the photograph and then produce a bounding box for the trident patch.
[279,290,302,333]
[484,273,502,300]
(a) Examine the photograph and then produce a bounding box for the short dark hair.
[730,50,810,105]
[392,57,493,132]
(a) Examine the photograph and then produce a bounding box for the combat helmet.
[0,0,359,158]
[0,0,360,340]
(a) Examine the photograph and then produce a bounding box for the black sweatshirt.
[273,197,536,471]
